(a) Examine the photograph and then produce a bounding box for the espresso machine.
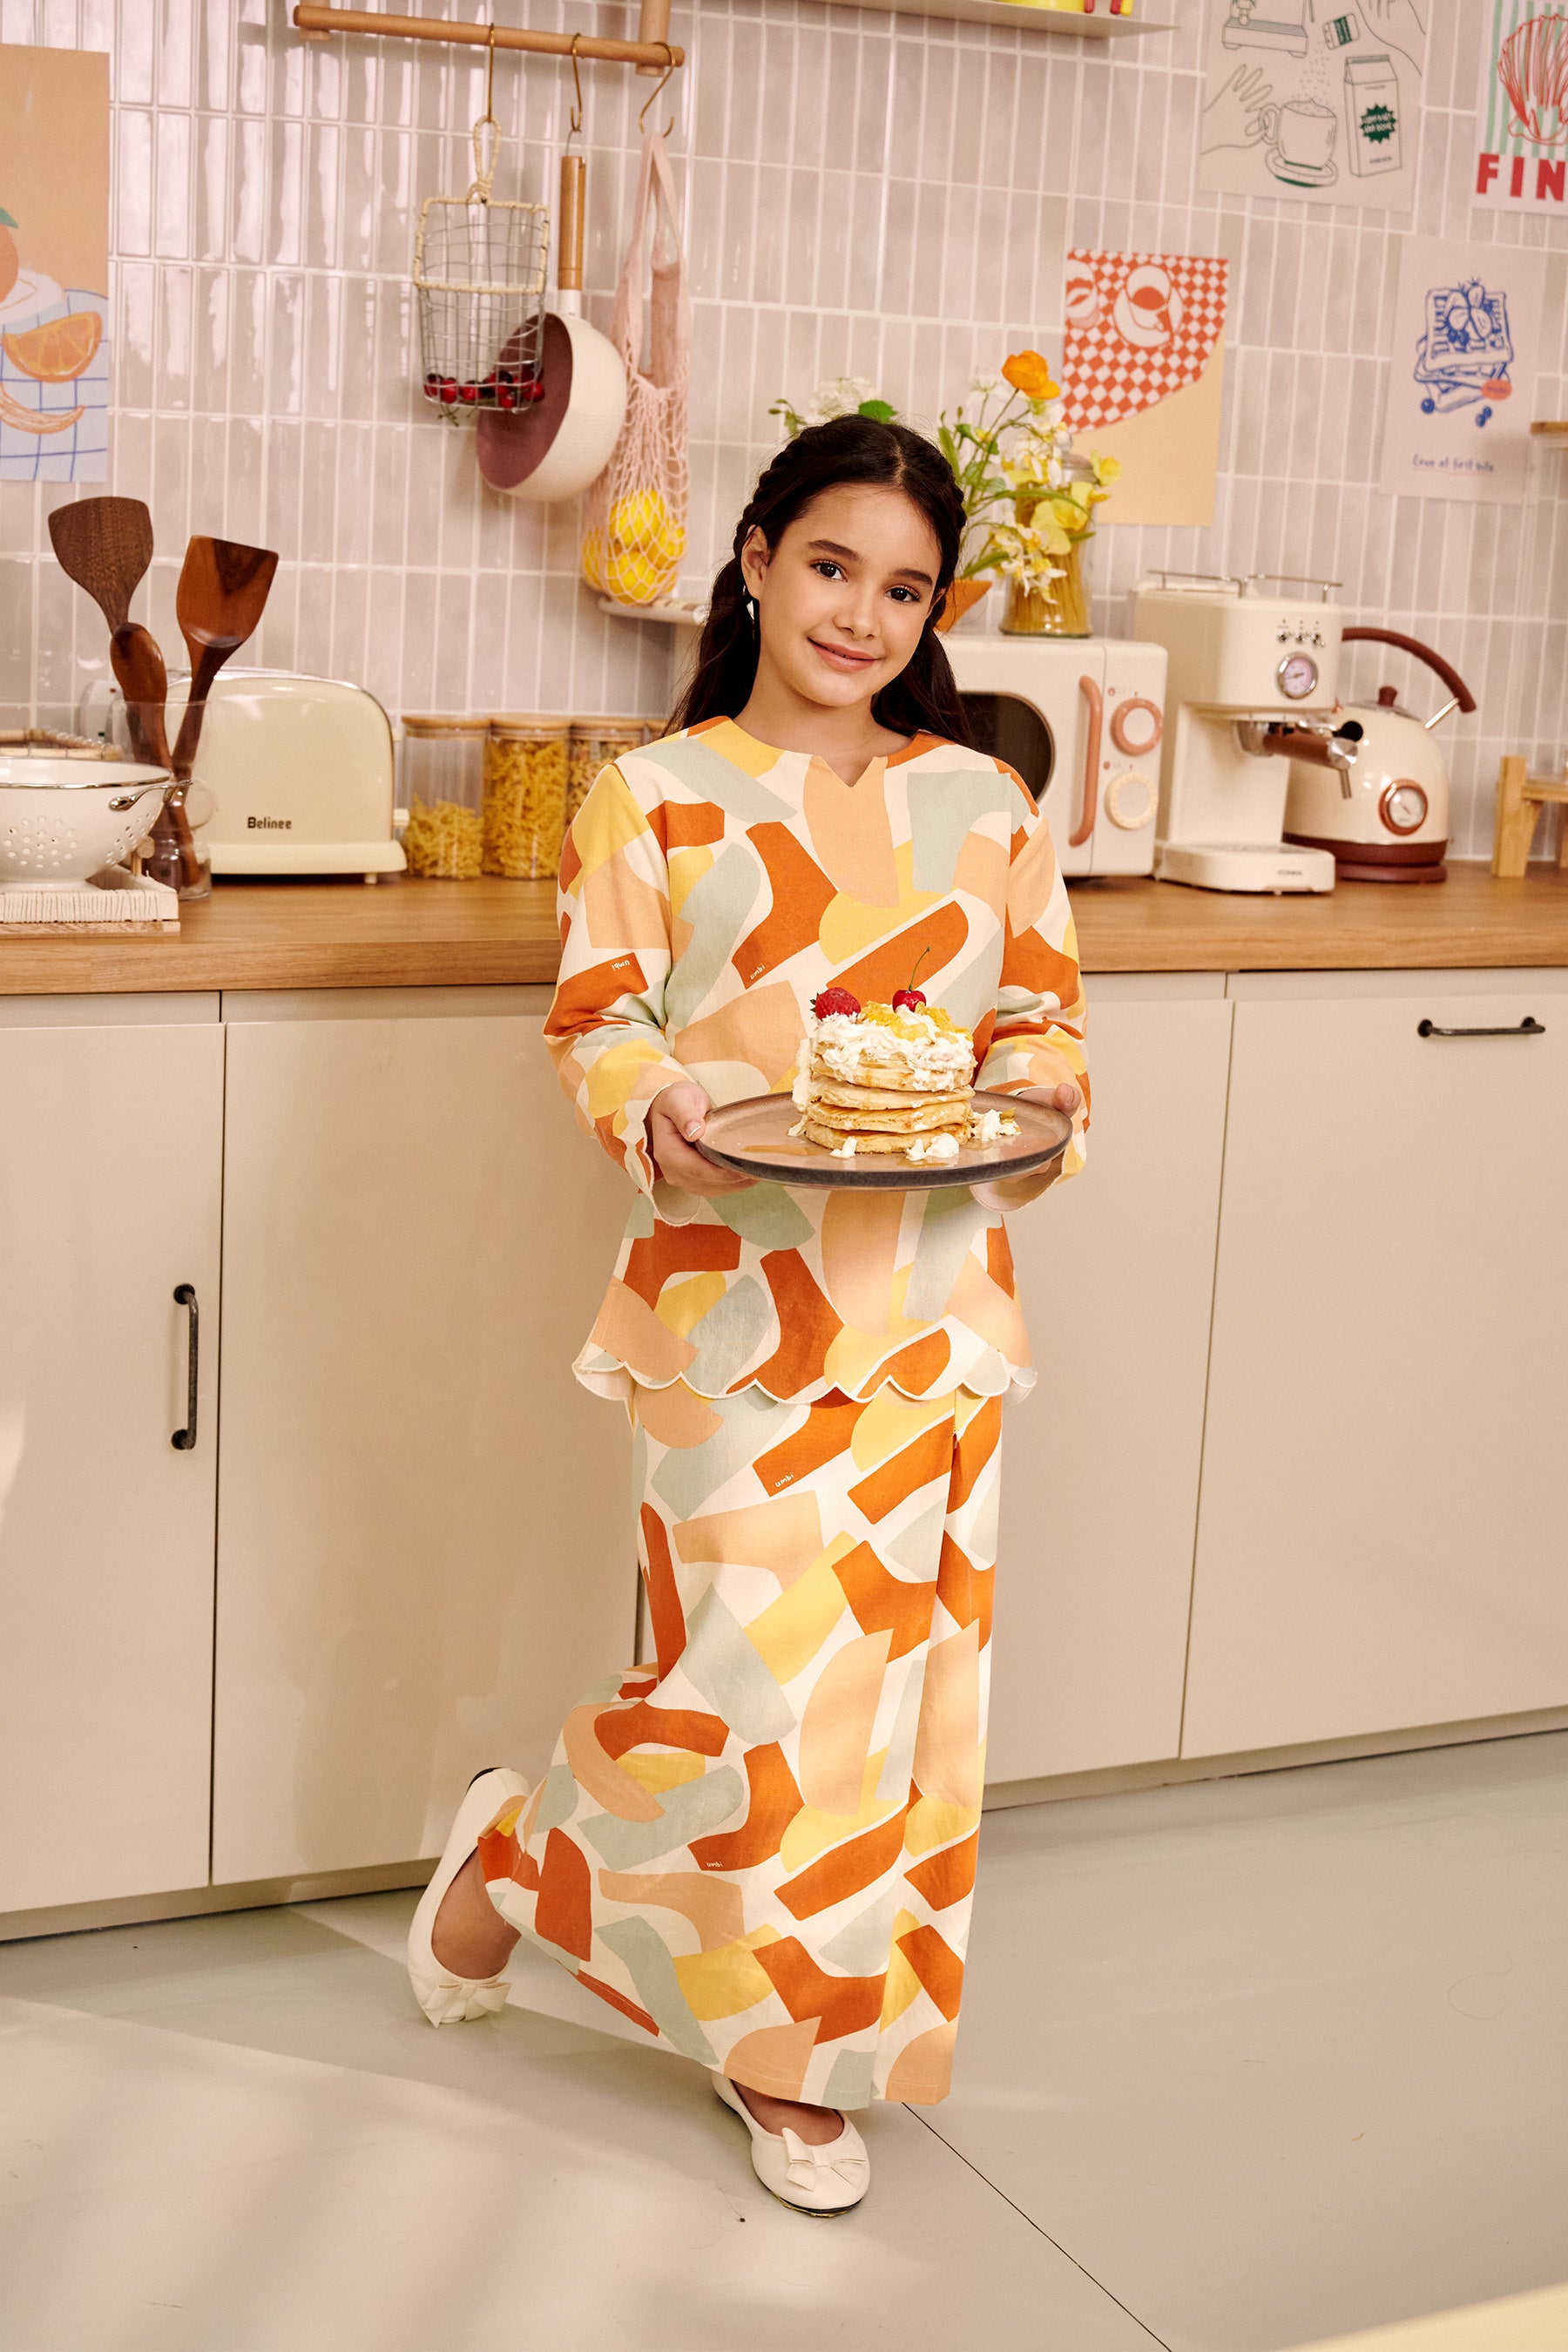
[1133,573,1351,893]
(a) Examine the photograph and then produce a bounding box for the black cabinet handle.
[1417,1017,1545,1039]
[172,1284,199,1450]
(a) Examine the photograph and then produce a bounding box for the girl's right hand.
[649,1081,757,1195]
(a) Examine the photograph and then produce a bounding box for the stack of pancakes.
[794,1002,976,1158]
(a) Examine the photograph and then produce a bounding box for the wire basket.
[414,117,550,423]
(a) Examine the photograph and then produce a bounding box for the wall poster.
[1199,0,1427,212]
[1059,249,1229,527]
[0,44,111,483]
[1473,0,1568,211]
[1376,235,1544,504]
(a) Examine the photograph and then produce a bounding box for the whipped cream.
[966,1105,1018,1146]
[810,1008,973,1092]
[905,1131,961,1163]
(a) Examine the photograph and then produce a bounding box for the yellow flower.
[1002,349,1058,400]
[1091,452,1123,487]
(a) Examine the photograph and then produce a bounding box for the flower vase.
[1046,536,1093,636]
[935,578,992,635]
[1002,501,1093,638]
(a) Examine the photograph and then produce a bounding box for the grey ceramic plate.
[695,1090,1073,1191]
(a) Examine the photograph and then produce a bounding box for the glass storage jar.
[401,713,487,878]
[565,717,652,834]
[483,714,571,879]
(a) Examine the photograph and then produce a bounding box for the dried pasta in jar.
[400,714,487,881]
[404,795,483,878]
[483,715,571,879]
[564,718,655,834]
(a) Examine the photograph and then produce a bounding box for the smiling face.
[739,483,943,720]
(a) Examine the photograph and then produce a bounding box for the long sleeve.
[544,760,692,1199]
[971,783,1089,1182]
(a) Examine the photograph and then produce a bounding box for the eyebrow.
[805,537,935,588]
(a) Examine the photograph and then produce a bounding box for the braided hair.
[668,416,973,747]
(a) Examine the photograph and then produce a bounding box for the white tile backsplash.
[1,0,1565,853]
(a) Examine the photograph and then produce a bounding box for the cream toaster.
[94,669,406,879]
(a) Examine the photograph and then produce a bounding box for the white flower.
[969,371,1005,400]
[808,375,883,423]
[1046,457,1064,489]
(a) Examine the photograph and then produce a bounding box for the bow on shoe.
[424,1977,509,2026]
[781,2126,870,2196]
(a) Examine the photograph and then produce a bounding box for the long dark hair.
[669,416,973,746]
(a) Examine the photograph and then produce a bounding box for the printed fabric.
[476,1374,1002,2108]
[544,719,1088,1406]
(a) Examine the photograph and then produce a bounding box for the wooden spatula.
[111,624,201,891]
[47,497,154,634]
[109,623,173,770]
[170,536,278,778]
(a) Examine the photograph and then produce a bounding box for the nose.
[831,576,882,641]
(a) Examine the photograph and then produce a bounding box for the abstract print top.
[544,720,1088,1406]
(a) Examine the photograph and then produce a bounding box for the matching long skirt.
[476,1375,1001,2109]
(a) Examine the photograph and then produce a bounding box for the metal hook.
[466,22,503,201]
[638,43,675,137]
[566,32,584,154]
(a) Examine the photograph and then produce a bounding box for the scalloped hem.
[571,1352,1037,1408]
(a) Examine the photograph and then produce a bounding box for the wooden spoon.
[111,624,200,892]
[109,623,173,771]
[47,497,155,634]
[170,536,279,778]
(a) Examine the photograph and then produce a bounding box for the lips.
[809,638,877,670]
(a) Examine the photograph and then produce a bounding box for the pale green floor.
[1,1728,1565,2352]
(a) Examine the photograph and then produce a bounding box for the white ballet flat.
[407,1767,529,2027]
[712,2072,870,2214]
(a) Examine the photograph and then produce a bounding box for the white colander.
[0,758,171,892]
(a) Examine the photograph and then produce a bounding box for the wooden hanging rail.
[291,5,683,71]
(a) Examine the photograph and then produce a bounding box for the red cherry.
[813,987,861,1019]
[497,384,517,409]
[892,987,926,1010]
[523,378,545,403]
[457,381,479,405]
[437,377,458,405]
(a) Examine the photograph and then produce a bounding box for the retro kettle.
[1283,627,1477,883]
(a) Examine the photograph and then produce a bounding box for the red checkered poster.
[1060,250,1229,526]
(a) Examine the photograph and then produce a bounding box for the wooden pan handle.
[558,154,585,294]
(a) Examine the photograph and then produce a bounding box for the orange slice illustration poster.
[0,45,110,480]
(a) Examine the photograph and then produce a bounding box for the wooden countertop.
[2,862,1565,995]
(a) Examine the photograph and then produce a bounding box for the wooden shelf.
[822,0,1166,35]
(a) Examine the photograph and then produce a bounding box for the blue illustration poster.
[1377,236,1544,504]
[0,44,111,483]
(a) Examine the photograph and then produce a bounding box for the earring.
[743,593,758,631]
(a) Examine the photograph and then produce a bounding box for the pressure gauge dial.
[1380,780,1429,835]
[1276,652,1319,700]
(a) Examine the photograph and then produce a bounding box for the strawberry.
[813,987,861,1020]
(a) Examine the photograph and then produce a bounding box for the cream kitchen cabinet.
[0,997,223,1915]
[1181,970,1568,1759]
[987,977,1234,1784]
[211,989,638,1885]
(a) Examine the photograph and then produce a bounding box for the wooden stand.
[1492,754,1568,879]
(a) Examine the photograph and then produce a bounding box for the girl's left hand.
[971,1080,1082,1213]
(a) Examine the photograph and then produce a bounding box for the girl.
[407,416,1087,2216]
